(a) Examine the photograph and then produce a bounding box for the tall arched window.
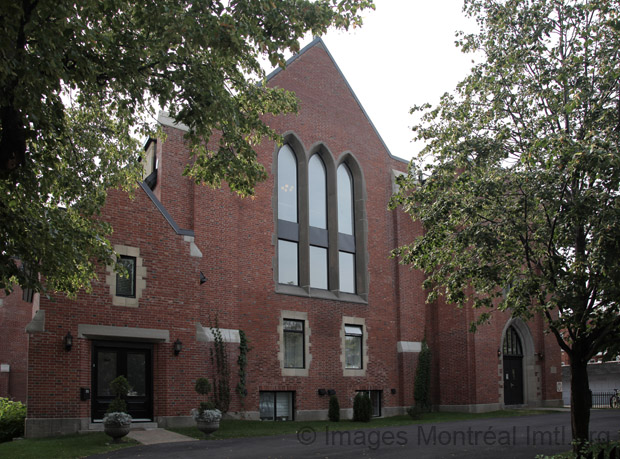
[275,141,367,300]
[277,145,299,286]
[337,163,355,293]
[308,155,328,289]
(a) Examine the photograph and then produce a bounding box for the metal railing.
[589,391,619,409]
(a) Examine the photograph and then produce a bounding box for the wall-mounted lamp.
[174,338,183,356]
[64,332,73,352]
[327,389,336,396]
[200,271,207,285]
[318,388,327,396]
[497,348,502,358]
[391,388,397,395]
[537,352,544,360]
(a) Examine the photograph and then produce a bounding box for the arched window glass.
[337,164,354,235]
[277,145,299,286]
[309,155,328,289]
[278,145,297,223]
[337,163,355,293]
[308,155,327,229]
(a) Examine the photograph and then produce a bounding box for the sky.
[290,0,480,162]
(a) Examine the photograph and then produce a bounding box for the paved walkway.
[127,427,197,445]
[91,410,619,458]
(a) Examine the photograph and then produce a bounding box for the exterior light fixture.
[200,271,207,285]
[391,388,397,395]
[497,348,501,358]
[537,352,544,360]
[318,388,327,396]
[64,332,73,352]
[174,338,183,356]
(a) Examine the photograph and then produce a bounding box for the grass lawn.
[0,432,138,459]
[0,409,559,458]
[169,409,560,441]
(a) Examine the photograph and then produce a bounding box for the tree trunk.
[570,357,591,452]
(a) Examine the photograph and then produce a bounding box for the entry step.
[85,421,158,432]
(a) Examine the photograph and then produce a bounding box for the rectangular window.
[345,325,363,369]
[339,251,355,293]
[278,240,298,285]
[259,391,294,421]
[116,256,136,298]
[356,390,382,417]
[283,319,304,369]
[309,246,328,289]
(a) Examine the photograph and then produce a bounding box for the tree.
[0,0,374,296]
[391,0,620,449]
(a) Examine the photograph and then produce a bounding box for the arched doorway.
[502,326,524,405]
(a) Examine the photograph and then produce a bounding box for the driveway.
[89,410,620,459]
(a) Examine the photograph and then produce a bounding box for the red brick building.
[0,38,562,437]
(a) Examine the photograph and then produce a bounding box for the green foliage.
[0,0,375,297]
[406,405,422,420]
[328,395,340,422]
[352,392,372,422]
[414,340,431,412]
[236,330,250,413]
[210,321,230,414]
[536,440,620,459]
[106,376,131,414]
[109,376,131,399]
[199,401,217,413]
[0,398,26,443]
[195,377,212,396]
[106,398,127,415]
[391,0,620,446]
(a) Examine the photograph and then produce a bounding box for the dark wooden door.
[503,356,524,405]
[92,342,153,421]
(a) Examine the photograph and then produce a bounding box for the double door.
[92,342,153,421]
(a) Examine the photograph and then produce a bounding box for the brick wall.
[24,39,561,432]
[0,288,32,403]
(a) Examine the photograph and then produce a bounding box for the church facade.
[0,38,562,437]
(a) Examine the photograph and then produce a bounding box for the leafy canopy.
[0,0,374,295]
[393,0,620,361]
[391,0,620,443]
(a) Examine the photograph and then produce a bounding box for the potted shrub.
[191,377,221,437]
[103,375,132,443]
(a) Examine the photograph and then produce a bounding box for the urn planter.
[196,419,220,437]
[103,412,132,443]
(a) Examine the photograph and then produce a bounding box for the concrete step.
[84,421,159,432]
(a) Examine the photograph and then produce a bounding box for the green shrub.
[0,398,26,443]
[328,395,340,422]
[109,376,131,399]
[107,398,127,414]
[406,405,422,419]
[352,392,372,422]
[195,377,212,396]
[414,339,431,412]
[199,401,217,413]
[106,375,131,414]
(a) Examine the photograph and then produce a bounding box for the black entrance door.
[502,325,524,405]
[503,356,524,405]
[92,342,153,421]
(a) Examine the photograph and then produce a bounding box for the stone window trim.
[341,316,368,377]
[105,245,146,308]
[277,310,312,377]
[272,132,369,303]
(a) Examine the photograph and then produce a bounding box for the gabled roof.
[266,37,407,164]
[158,37,408,164]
